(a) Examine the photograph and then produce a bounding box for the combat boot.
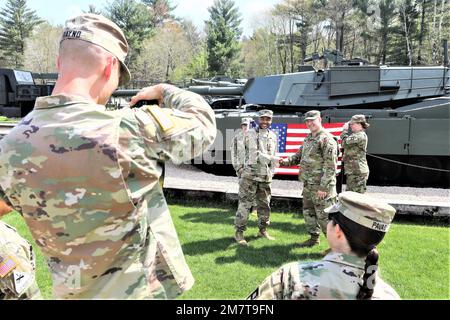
[258,229,275,241]
[298,235,320,247]
[235,231,248,246]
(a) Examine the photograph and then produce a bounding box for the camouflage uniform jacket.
[249,252,400,300]
[0,87,216,299]
[283,128,337,192]
[340,130,369,175]
[0,221,41,300]
[230,129,246,173]
[240,127,278,182]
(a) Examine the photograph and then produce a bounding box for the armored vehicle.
[1,44,449,187]
[185,44,450,188]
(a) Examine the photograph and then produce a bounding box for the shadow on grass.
[183,236,323,268]
[180,210,307,235]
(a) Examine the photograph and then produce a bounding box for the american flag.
[0,256,17,278]
[270,123,344,176]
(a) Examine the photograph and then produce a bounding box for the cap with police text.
[241,117,253,125]
[325,191,396,233]
[304,110,321,121]
[350,114,367,124]
[60,14,131,86]
[259,110,273,118]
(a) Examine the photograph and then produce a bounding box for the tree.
[142,0,177,28]
[325,0,354,53]
[104,0,154,66]
[24,22,62,73]
[0,0,43,68]
[132,21,193,82]
[205,0,243,76]
[84,4,102,14]
[377,0,397,64]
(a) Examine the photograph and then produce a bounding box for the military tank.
[1,43,449,187]
[182,43,450,188]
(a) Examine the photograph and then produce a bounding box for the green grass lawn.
[2,201,449,300]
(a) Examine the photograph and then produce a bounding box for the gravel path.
[165,163,450,204]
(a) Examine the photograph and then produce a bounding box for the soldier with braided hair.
[247,191,400,300]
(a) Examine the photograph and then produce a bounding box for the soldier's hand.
[343,122,349,130]
[316,190,328,200]
[0,200,13,217]
[130,84,168,107]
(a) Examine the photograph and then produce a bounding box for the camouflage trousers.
[346,173,369,193]
[235,177,271,232]
[302,183,337,237]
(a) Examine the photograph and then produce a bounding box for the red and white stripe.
[275,123,344,176]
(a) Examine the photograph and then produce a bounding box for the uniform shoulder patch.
[13,270,32,295]
[0,255,17,278]
[144,105,175,132]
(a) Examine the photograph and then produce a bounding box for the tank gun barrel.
[112,85,244,99]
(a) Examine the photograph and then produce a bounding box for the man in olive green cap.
[0,13,216,299]
[248,191,400,300]
[234,109,279,245]
[280,110,338,250]
[341,115,370,193]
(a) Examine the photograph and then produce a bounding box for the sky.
[19,0,282,37]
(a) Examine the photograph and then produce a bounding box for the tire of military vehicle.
[368,155,403,186]
[405,156,442,187]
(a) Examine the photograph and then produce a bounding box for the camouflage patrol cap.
[60,13,131,86]
[241,117,253,125]
[325,191,396,233]
[259,110,273,118]
[304,110,321,121]
[350,114,367,124]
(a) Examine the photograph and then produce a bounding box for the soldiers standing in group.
[279,110,338,250]
[0,14,216,299]
[247,192,400,300]
[0,200,42,300]
[341,115,370,193]
[231,117,257,217]
[234,110,279,245]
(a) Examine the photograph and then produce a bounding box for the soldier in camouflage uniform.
[280,111,337,248]
[341,115,370,193]
[0,200,42,300]
[231,118,257,216]
[0,14,216,299]
[234,110,279,245]
[247,191,400,300]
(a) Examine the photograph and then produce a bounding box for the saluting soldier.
[0,14,216,299]
[341,115,370,193]
[280,110,338,249]
[0,200,42,300]
[234,110,279,245]
[247,191,400,300]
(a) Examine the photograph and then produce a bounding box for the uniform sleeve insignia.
[13,270,32,294]
[0,255,17,278]
[145,105,175,133]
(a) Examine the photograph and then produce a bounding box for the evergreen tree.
[0,0,43,68]
[84,4,102,15]
[142,0,177,27]
[105,0,154,66]
[205,0,242,76]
